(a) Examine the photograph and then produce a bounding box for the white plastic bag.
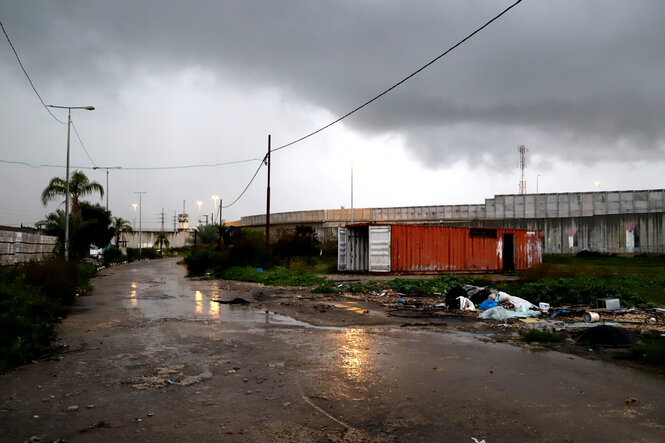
[497,291,536,309]
[457,296,475,311]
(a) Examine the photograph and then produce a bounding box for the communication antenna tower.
[517,145,528,194]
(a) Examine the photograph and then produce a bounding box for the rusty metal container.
[339,224,542,273]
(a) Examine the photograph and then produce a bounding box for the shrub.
[0,260,95,371]
[103,246,125,265]
[184,248,229,276]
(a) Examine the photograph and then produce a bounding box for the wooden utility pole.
[266,134,271,252]
[217,198,223,250]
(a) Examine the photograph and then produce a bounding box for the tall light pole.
[211,195,220,223]
[537,174,541,194]
[135,192,146,257]
[46,104,95,261]
[93,166,122,210]
[350,145,354,224]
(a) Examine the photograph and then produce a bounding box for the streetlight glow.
[211,195,220,223]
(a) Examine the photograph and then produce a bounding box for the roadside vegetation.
[614,334,665,368]
[0,260,96,372]
[185,236,665,308]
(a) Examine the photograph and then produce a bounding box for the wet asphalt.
[1,257,665,442]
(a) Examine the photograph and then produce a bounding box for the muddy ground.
[1,257,664,442]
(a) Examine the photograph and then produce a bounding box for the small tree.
[111,217,133,247]
[155,232,170,253]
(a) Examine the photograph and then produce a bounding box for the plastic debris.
[497,291,536,309]
[397,298,406,304]
[457,296,475,311]
[478,305,541,320]
[478,299,498,311]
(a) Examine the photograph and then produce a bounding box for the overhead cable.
[0,17,66,125]
[272,0,523,153]
[0,157,262,170]
[70,120,98,168]
[222,154,267,208]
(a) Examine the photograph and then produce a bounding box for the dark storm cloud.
[3,0,665,167]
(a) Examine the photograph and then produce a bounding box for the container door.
[502,233,515,272]
[337,226,347,271]
[369,225,391,273]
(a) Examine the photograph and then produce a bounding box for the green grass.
[220,266,325,287]
[522,329,564,343]
[507,254,665,306]
[614,335,665,368]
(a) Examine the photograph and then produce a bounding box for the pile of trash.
[443,285,545,321]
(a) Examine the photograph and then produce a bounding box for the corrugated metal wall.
[390,225,541,273]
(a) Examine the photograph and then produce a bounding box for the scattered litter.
[66,405,79,412]
[583,312,600,323]
[538,302,550,312]
[166,379,176,385]
[519,318,540,324]
[625,397,638,405]
[397,298,406,304]
[479,305,540,320]
[212,297,251,305]
[457,296,475,311]
[497,292,536,309]
[478,299,498,311]
[256,268,263,273]
[597,298,621,310]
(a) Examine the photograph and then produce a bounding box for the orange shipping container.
[338,224,542,273]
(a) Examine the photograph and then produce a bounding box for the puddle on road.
[125,280,328,330]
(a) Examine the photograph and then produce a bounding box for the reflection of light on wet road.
[338,328,372,382]
[195,290,203,314]
[130,282,137,306]
[209,297,220,318]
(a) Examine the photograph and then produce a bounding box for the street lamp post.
[350,145,354,224]
[46,105,95,261]
[135,192,146,257]
[537,174,541,194]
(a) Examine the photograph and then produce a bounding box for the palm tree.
[154,232,170,253]
[111,217,133,247]
[41,170,104,214]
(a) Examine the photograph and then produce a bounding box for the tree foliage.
[111,217,133,246]
[41,170,104,213]
[37,202,112,259]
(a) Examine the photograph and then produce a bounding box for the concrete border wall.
[0,227,57,265]
[234,190,665,254]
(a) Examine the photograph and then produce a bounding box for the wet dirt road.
[2,258,665,442]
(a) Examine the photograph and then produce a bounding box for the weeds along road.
[2,257,665,442]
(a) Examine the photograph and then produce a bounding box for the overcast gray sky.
[1,1,664,229]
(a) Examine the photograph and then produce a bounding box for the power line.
[70,119,98,168]
[272,0,523,153]
[0,17,66,125]
[0,157,262,170]
[223,154,267,208]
